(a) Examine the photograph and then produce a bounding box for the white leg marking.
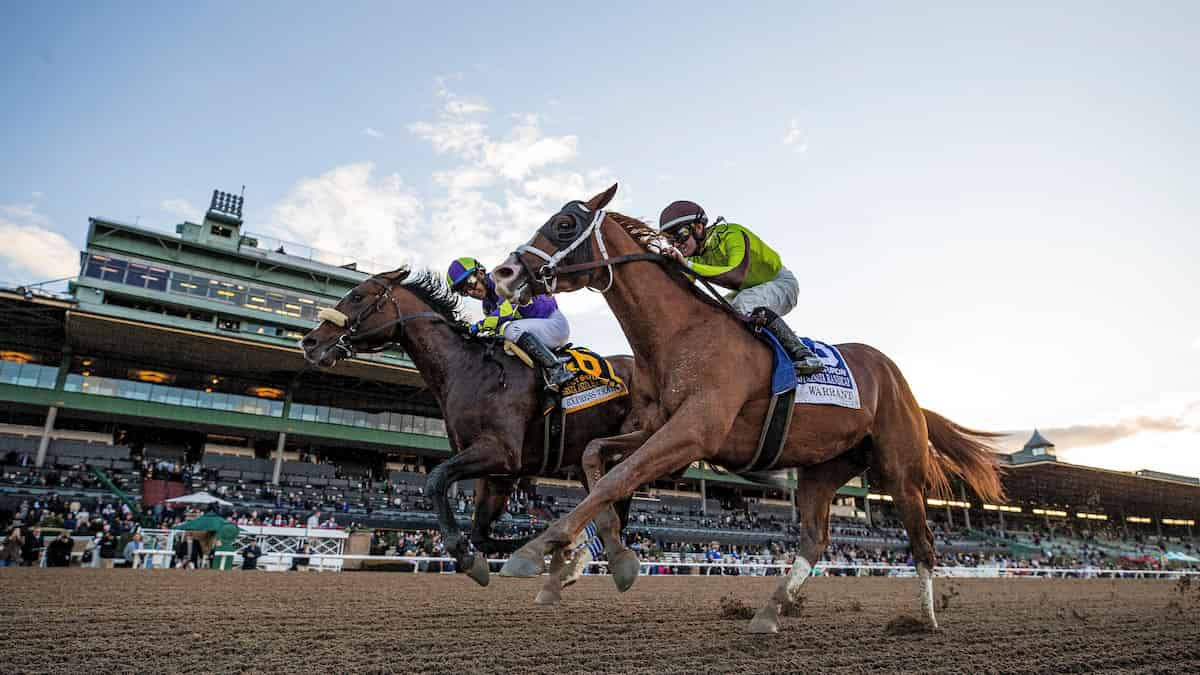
[784,556,813,603]
[918,563,938,628]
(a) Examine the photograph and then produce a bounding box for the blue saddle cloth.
[756,329,798,396]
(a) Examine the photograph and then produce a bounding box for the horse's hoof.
[610,549,640,592]
[465,554,490,587]
[498,552,543,578]
[534,589,561,605]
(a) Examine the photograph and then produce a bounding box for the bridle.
[513,200,662,296]
[313,277,447,360]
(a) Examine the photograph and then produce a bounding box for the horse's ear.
[379,267,411,286]
[586,183,618,211]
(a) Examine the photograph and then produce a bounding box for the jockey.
[446,257,574,389]
[658,201,825,375]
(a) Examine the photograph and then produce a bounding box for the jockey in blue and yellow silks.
[447,257,573,389]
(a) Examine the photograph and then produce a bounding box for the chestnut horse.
[491,185,1004,633]
[299,267,638,601]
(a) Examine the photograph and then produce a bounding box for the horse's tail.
[922,409,1006,504]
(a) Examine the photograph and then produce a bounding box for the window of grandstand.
[0,361,58,389]
[83,253,331,322]
[64,374,284,416]
[287,404,446,436]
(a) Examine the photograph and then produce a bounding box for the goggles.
[668,225,695,245]
[452,273,479,295]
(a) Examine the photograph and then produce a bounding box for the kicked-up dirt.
[1,569,1199,674]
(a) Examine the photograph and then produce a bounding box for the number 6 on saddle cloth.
[503,342,629,474]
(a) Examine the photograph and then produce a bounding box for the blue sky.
[2,2,1198,477]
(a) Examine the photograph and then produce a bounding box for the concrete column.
[271,432,286,485]
[946,504,954,528]
[34,406,58,468]
[863,495,873,527]
[700,479,707,515]
[998,509,1005,532]
[960,484,972,530]
[1156,515,1162,538]
[790,488,797,524]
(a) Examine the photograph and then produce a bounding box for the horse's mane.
[605,211,744,319]
[395,267,469,327]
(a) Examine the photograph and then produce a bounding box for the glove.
[469,322,481,336]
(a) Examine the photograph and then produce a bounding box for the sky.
[2,2,1198,477]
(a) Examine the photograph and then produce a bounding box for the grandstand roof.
[1002,460,1200,518]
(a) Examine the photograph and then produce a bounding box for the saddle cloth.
[760,331,861,410]
[504,342,629,414]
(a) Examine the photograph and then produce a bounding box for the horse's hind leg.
[890,484,939,629]
[748,453,865,634]
[874,419,941,629]
[535,547,567,605]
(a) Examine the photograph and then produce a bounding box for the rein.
[319,276,469,359]
[517,206,748,324]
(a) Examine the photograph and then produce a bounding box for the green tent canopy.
[173,513,241,543]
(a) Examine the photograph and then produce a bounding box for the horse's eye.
[350,293,363,303]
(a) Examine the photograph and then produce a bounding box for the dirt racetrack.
[3,569,1199,674]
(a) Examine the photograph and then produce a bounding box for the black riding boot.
[515,332,574,390]
[752,308,824,376]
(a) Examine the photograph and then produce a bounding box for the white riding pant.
[501,309,570,348]
[729,267,799,317]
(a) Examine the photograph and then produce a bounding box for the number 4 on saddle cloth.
[502,342,630,474]
[737,330,862,473]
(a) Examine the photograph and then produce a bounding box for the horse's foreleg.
[425,448,503,581]
[501,408,724,586]
[465,477,516,586]
[576,430,650,591]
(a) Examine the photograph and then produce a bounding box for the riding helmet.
[446,257,485,288]
[658,200,707,233]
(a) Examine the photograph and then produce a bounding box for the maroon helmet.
[658,200,707,234]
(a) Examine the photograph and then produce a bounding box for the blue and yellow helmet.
[446,257,485,290]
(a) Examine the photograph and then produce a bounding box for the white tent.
[164,491,233,507]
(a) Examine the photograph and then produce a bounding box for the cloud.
[160,198,198,219]
[268,78,633,327]
[783,118,808,154]
[363,127,384,138]
[265,163,424,273]
[0,198,80,281]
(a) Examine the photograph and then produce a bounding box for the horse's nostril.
[301,336,317,349]
[495,266,510,279]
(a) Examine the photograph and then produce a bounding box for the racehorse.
[490,184,1005,633]
[300,266,641,601]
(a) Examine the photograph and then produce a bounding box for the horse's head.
[492,183,619,304]
[299,268,412,367]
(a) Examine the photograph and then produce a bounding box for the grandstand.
[1,189,1197,571]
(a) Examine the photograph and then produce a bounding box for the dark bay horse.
[299,267,640,601]
[491,184,1005,633]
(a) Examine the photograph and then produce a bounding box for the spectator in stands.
[0,527,24,567]
[306,510,320,529]
[122,532,144,568]
[240,541,263,570]
[97,529,118,568]
[21,525,43,566]
[46,531,74,567]
[291,542,312,571]
[174,533,202,569]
